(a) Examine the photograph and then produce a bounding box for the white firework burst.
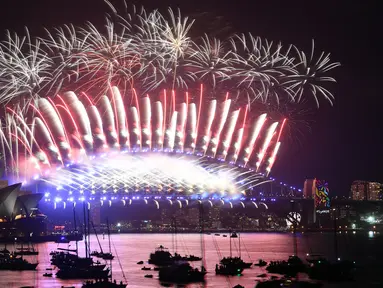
[287,40,341,107]
[0,4,340,114]
[0,30,53,107]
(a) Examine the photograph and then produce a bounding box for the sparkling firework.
[1,86,279,194]
[0,4,339,107]
[40,154,266,196]
[0,3,340,195]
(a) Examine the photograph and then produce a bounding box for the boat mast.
[199,201,205,269]
[83,202,88,258]
[73,203,78,255]
[87,205,91,257]
[173,217,178,254]
[107,218,112,255]
[91,221,104,254]
[106,218,112,280]
[239,232,241,258]
[171,215,176,255]
[112,241,127,284]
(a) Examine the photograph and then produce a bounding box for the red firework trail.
[1,86,287,181]
[276,118,287,143]
[110,86,120,146]
[48,97,71,146]
[162,89,167,149]
[29,103,64,163]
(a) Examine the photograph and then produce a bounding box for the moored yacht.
[148,245,174,266]
[266,255,306,276]
[0,252,38,270]
[215,262,244,276]
[220,256,252,269]
[82,279,126,288]
[159,261,206,283]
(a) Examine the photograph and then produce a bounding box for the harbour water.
[0,232,381,287]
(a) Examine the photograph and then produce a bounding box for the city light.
[367,216,376,224]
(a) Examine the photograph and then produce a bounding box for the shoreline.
[0,228,378,243]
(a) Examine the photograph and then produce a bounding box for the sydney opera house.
[0,181,46,240]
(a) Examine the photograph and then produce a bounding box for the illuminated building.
[0,183,43,221]
[303,179,330,225]
[160,208,173,225]
[187,208,200,227]
[351,180,382,201]
[303,179,316,199]
[303,179,330,208]
[315,180,330,208]
[369,182,382,200]
[0,183,46,238]
[207,206,222,229]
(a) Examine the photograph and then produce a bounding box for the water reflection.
[0,232,381,287]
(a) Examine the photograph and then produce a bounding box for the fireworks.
[0,4,339,107]
[40,154,267,197]
[1,86,281,190]
[0,3,340,194]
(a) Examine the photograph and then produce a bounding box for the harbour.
[0,232,381,287]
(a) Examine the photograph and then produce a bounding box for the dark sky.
[0,0,380,196]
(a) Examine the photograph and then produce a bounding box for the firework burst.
[0,2,339,193]
[0,3,339,107]
[1,86,279,192]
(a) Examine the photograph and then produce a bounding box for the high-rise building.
[351,180,382,200]
[303,179,330,207]
[351,181,367,200]
[303,179,316,199]
[369,182,382,200]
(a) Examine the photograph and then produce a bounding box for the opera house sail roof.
[0,183,43,221]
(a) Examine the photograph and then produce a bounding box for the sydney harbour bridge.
[35,177,316,228]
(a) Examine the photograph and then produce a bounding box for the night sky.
[0,0,380,196]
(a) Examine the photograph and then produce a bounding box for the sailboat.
[215,230,250,276]
[12,223,38,258]
[90,221,114,260]
[219,231,252,269]
[266,201,306,276]
[54,202,109,279]
[14,240,38,256]
[158,207,206,283]
[82,218,127,288]
[103,219,114,260]
[259,201,321,287]
[149,217,201,265]
[0,255,38,270]
[0,244,38,270]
